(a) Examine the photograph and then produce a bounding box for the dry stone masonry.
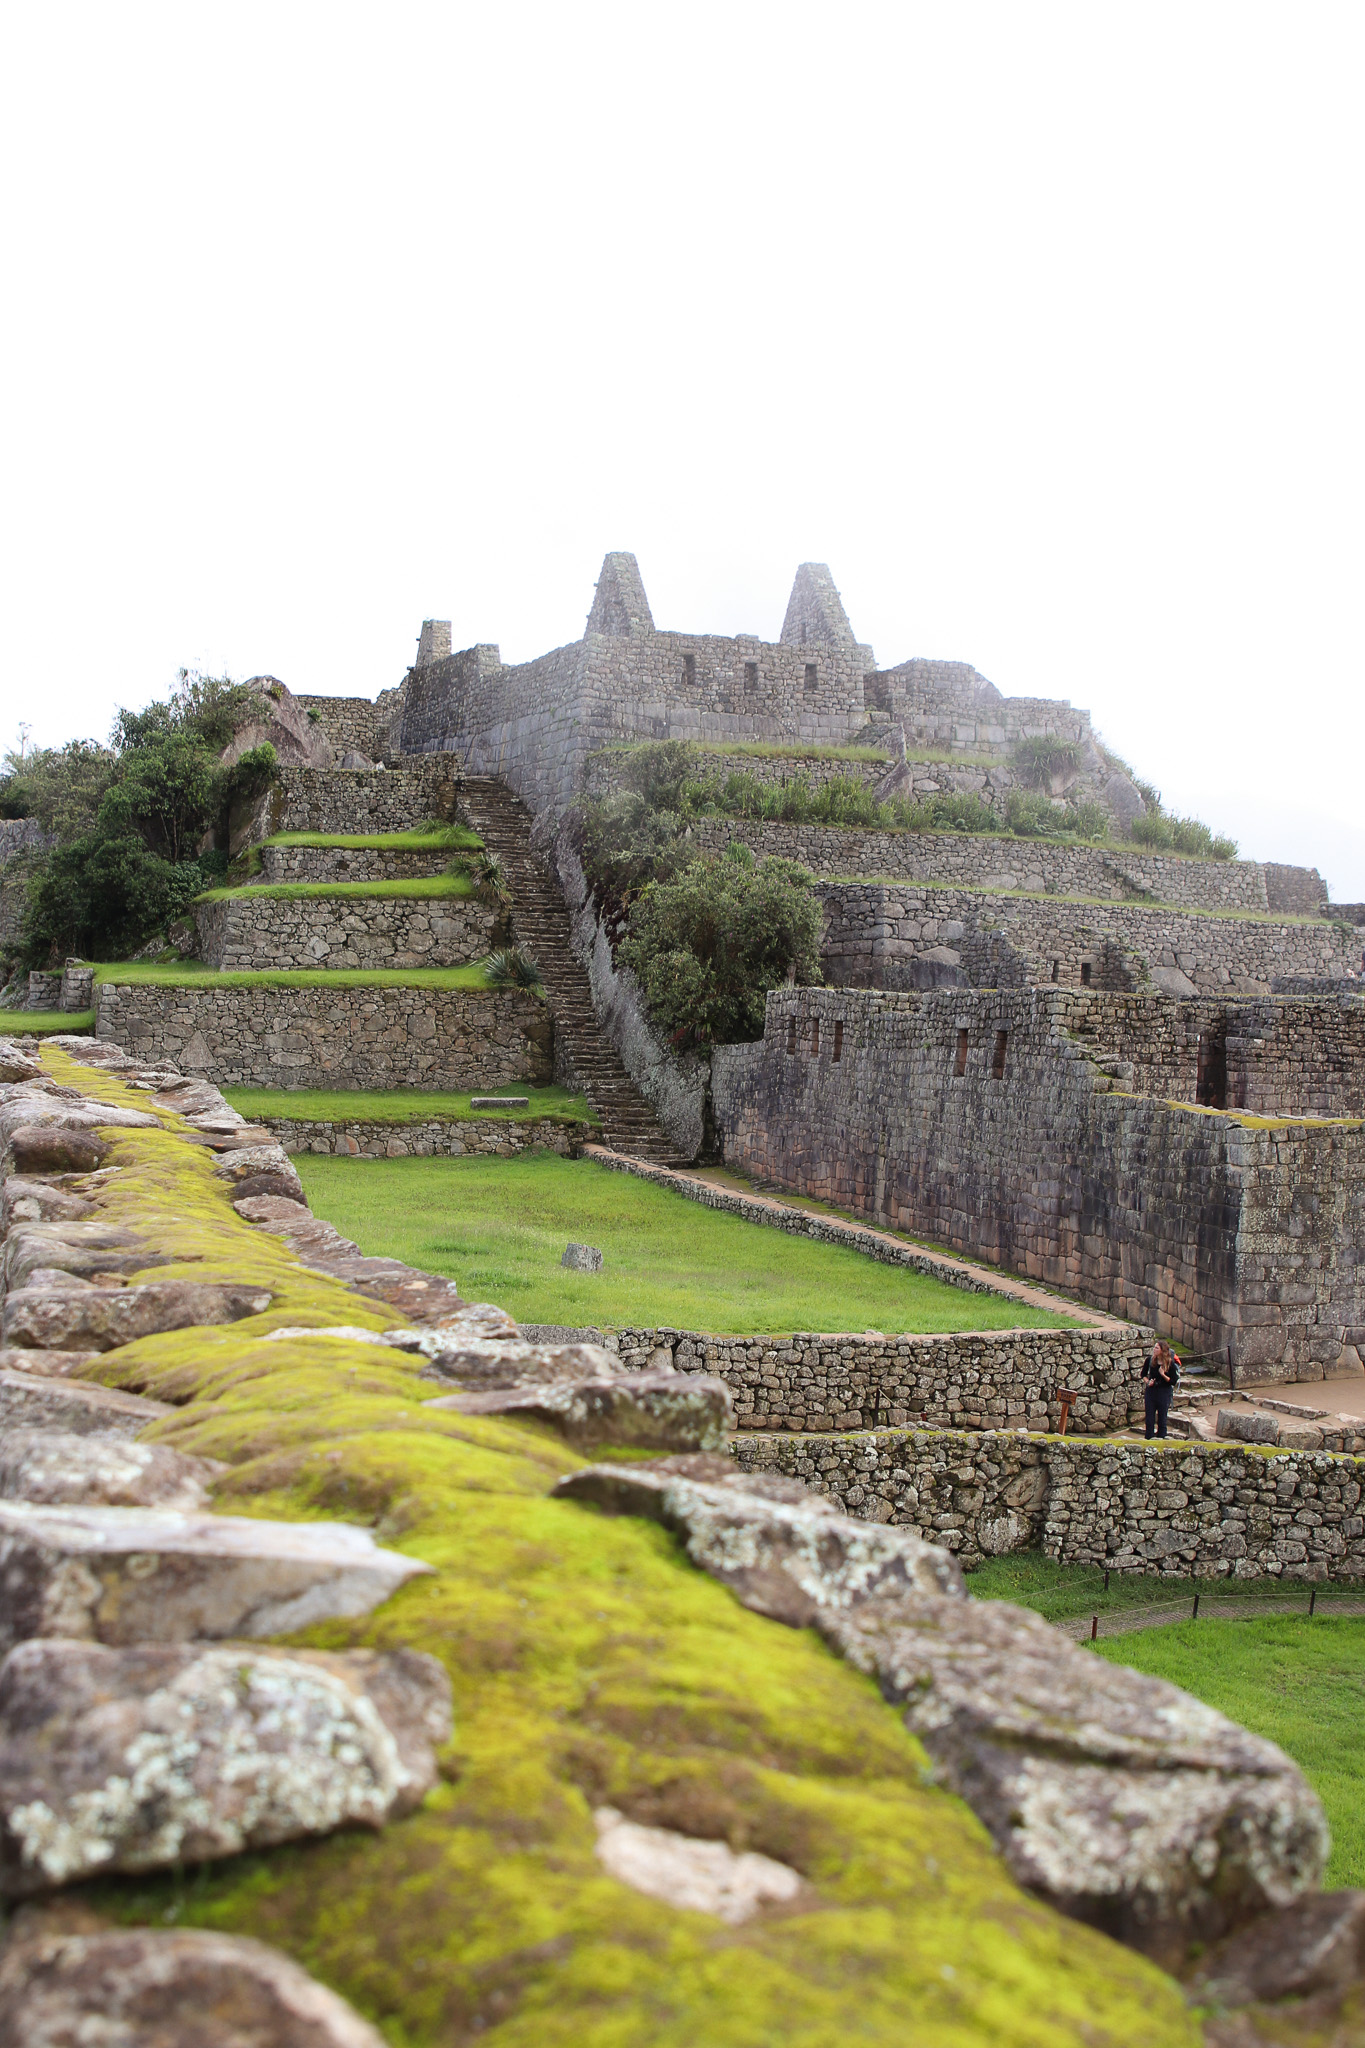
[194,890,499,972]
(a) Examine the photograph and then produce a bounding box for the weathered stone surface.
[235,1194,312,1223]
[0,1504,432,1651]
[1190,1888,1365,2009]
[562,1242,604,1272]
[0,1349,105,1379]
[0,1043,44,1082]
[415,1336,621,1389]
[1,1279,273,1352]
[554,1456,965,1623]
[6,1125,106,1176]
[593,1806,803,1924]
[212,1144,306,1201]
[0,1178,96,1226]
[0,1367,171,1438]
[0,1912,389,2046]
[821,1590,1328,1961]
[2,1222,165,1293]
[0,1432,220,1510]
[438,1371,732,1452]
[231,1170,311,1205]
[0,1091,160,1135]
[0,1638,452,1894]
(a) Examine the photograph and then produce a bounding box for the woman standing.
[1142,1341,1179,1439]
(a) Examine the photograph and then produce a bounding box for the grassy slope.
[294,1151,1077,1335]
[1095,1620,1365,1889]
[0,1009,96,1034]
[197,876,477,903]
[227,1084,599,1126]
[971,1555,1365,1887]
[262,826,484,849]
[92,962,497,991]
[44,1044,1194,2047]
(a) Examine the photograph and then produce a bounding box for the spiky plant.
[484,944,544,995]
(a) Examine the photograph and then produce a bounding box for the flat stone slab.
[0,1367,171,1439]
[413,1336,621,1389]
[0,1503,433,1652]
[433,1371,733,1452]
[2,1279,273,1352]
[0,1914,388,2047]
[2,1221,166,1292]
[470,1095,529,1108]
[0,1638,452,1894]
[0,1431,221,1510]
[593,1806,803,1924]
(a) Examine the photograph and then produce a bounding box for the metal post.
[1090,1616,1098,1641]
[1192,1593,1200,1620]
[1103,1569,1111,1592]
[1310,1588,1317,1617]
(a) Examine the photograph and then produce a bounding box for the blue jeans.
[1144,1386,1172,1439]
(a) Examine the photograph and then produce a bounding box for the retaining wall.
[600,1325,1149,1434]
[259,845,450,883]
[730,1427,1365,1580]
[265,1113,584,1158]
[815,881,1356,996]
[95,980,553,1090]
[194,892,498,972]
[259,763,462,837]
[691,818,1275,912]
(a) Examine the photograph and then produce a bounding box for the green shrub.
[1011,735,1081,788]
[1004,790,1060,837]
[619,852,821,1047]
[1129,811,1237,860]
[888,791,1004,835]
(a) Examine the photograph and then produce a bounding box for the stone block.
[561,1242,604,1272]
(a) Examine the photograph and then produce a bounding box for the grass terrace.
[294,1150,1080,1335]
[227,1084,598,1126]
[0,1009,96,1035]
[92,962,500,992]
[259,825,484,851]
[197,875,477,903]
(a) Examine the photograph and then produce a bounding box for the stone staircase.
[460,778,680,1164]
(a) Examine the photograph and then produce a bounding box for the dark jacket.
[1143,1350,1177,1400]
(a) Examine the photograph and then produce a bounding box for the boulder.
[413,1335,621,1388]
[0,1367,171,1438]
[2,1222,166,1293]
[219,676,335,772]
[0,1349,106,1379]
[149,1078,236,1117]
[1190,1888,1365,2008]
[0,1912,387,2047]
[0,1638,452,1894]
[0,1093,160,1135]
[1151,965,1198,999]
[0,1503,433,1651]
[820,1589,1327,1962]
[6,1125,107,1176]
[562,1243,604,1272]
[2,1279,273,1352]
[235,1194,312,1223]
[0,1178,96,1226]
[0,1047,43,1083]
[554,1457,965,1623]
[436,1371,732,1453]
[0,1431,220,1509]
[230,1171,312,1205]
[212,1145,305,1201]
[593,1806,803,1925]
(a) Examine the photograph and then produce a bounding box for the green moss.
[0,1009,96,1034]
[91,962,499,992]
[224,1085,599,1127]
[41,1044,1199,2044]
[196,876,476,904]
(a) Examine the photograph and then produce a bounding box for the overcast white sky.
[2,2,1361,893]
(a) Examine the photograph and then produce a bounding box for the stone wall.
[258,845,450,883]
[815,881,1358,996]
[713,986,1365,1379]
[598,1325,1149,1434]
[584,748,889,802]
[0,817,52,950]
[730,1427,1365,1582]
[264,762,461,836]
[194,891,499,972]
[292,696,382,756]
[1265,862,1329,913]
[264,1112,583,1158]
[690,818,1274,912]
[95,980,553,1090]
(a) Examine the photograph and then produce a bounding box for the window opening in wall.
[832,1020,844,1062]
[954,1028,969,1077]
[811,1017,820,1055]
[787,1017,798,1055]
[1080,961,1092,986]
[1196,1030,1227,1109]
[682,653,696,686]
[804,662,818,696]
[744,661,758,689]
[992,1029,1009,1080]
[1050,959,1060,983]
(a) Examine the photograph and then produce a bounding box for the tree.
[619,849,822,1047]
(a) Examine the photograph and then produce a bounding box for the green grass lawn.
[92,962,499,991]
[226,1084,598,1126]
[293,1150,1077,1335]
[260,825,483,850]
[0,1009,96,1035]
[967,1551,1360,1624]
[197,875,476,903]
[1096,1619,1365,1887]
